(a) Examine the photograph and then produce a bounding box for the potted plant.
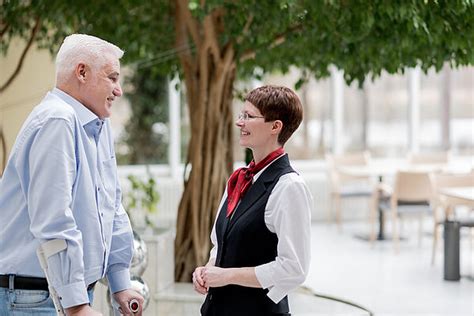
[123,167,160,234]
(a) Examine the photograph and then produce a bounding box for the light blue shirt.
[0,88,133,308]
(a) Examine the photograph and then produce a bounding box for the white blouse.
[209,156,313,303]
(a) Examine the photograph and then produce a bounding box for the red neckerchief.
[226,147,285,217]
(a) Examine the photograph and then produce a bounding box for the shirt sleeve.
[106,203,133,293]
[106,131,133,293]
[254,173,312,303]
[22,118,89,308]
[209,190,228,261]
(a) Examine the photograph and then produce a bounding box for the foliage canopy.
[2,0,473,87]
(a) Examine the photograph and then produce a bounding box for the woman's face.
[235,101,274,150]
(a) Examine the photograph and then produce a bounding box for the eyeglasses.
[237,112,265,121]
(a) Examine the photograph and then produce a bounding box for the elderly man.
[0,34,143,316]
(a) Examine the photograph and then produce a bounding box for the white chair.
[408,151,449,165]
[377,171,433,252]
[326,152,377,231]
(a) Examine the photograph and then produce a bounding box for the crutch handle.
[129,299,139,313]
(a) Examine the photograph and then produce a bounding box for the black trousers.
[200,286,290,316]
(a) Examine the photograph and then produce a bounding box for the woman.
[193,85,312,316]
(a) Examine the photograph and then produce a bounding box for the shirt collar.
[51,87,101,127]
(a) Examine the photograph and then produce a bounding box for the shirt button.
[97,187,100,191]
[96,121,101,126]
[101,213,104,217]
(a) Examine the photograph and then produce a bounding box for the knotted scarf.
[226,147,285,217]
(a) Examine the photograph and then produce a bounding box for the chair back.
[333,151,370,166]
[326,151,371,188]
[393,171,433,203]
[408,152,449,165]
[431,171,474,191]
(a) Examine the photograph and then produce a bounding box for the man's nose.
[114,82,123,97]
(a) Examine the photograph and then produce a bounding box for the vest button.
[209,294,213,301]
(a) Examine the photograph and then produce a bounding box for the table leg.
[377,206,385,240]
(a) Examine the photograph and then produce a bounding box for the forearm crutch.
[36,239,67,316]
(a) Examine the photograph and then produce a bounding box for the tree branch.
[203,10,223,67]
[177,0,201,49]
[239,22,303,63]
[236,14,253,44]
[0,22,10,40]
[0,17,41,94]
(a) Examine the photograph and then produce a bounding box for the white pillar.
[408,67,420,154]
[441,65,451,150]
[331,66,344,155]
[168,76,181,179]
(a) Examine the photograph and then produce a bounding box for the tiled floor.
[305,221,474,316]
[156,283,371,315]
[133,220,473,315]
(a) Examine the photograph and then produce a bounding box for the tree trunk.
[174,1,236,282]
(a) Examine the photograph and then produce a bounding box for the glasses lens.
[238,112,248,121]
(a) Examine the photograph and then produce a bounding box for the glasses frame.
[238,112,265,121]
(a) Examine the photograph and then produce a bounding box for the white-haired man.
[0,34,143,315]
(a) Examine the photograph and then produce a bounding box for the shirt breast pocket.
[102,157,117,205]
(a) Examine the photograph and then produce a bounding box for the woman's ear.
[271,120,283,135]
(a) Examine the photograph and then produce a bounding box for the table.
[439,187,474,208]
[438,186,474,281]
[338,159,472,241]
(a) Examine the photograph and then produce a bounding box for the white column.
[168,76,181,179]
[408,67,420,154]
[331,66,344,155]
[441,65,451,150]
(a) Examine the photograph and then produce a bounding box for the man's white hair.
[55,34,124,85]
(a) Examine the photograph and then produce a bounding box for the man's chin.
[100,107,112,119]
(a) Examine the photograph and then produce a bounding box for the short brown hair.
[245,85,303,145]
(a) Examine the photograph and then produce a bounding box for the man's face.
[81,56,122,119]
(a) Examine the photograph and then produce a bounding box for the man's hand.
[65,304,102,316]
[192,266,208,294]
[113,289,145,315]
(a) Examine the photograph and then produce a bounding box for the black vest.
[201,154,295,316]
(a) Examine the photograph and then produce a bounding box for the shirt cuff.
[255,264,287,304]
[255,263,274,289]
[56,281,89,309]
[267,287,287,304]
[107,269,131,293]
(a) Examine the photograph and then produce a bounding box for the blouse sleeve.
[209,189,228,262]
[254,173,312,303]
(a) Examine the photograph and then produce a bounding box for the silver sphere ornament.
[130,275,150,310]
[131,231,148,276]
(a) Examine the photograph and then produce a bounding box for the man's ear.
[271,120,283,135]
[75,63,87,82]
